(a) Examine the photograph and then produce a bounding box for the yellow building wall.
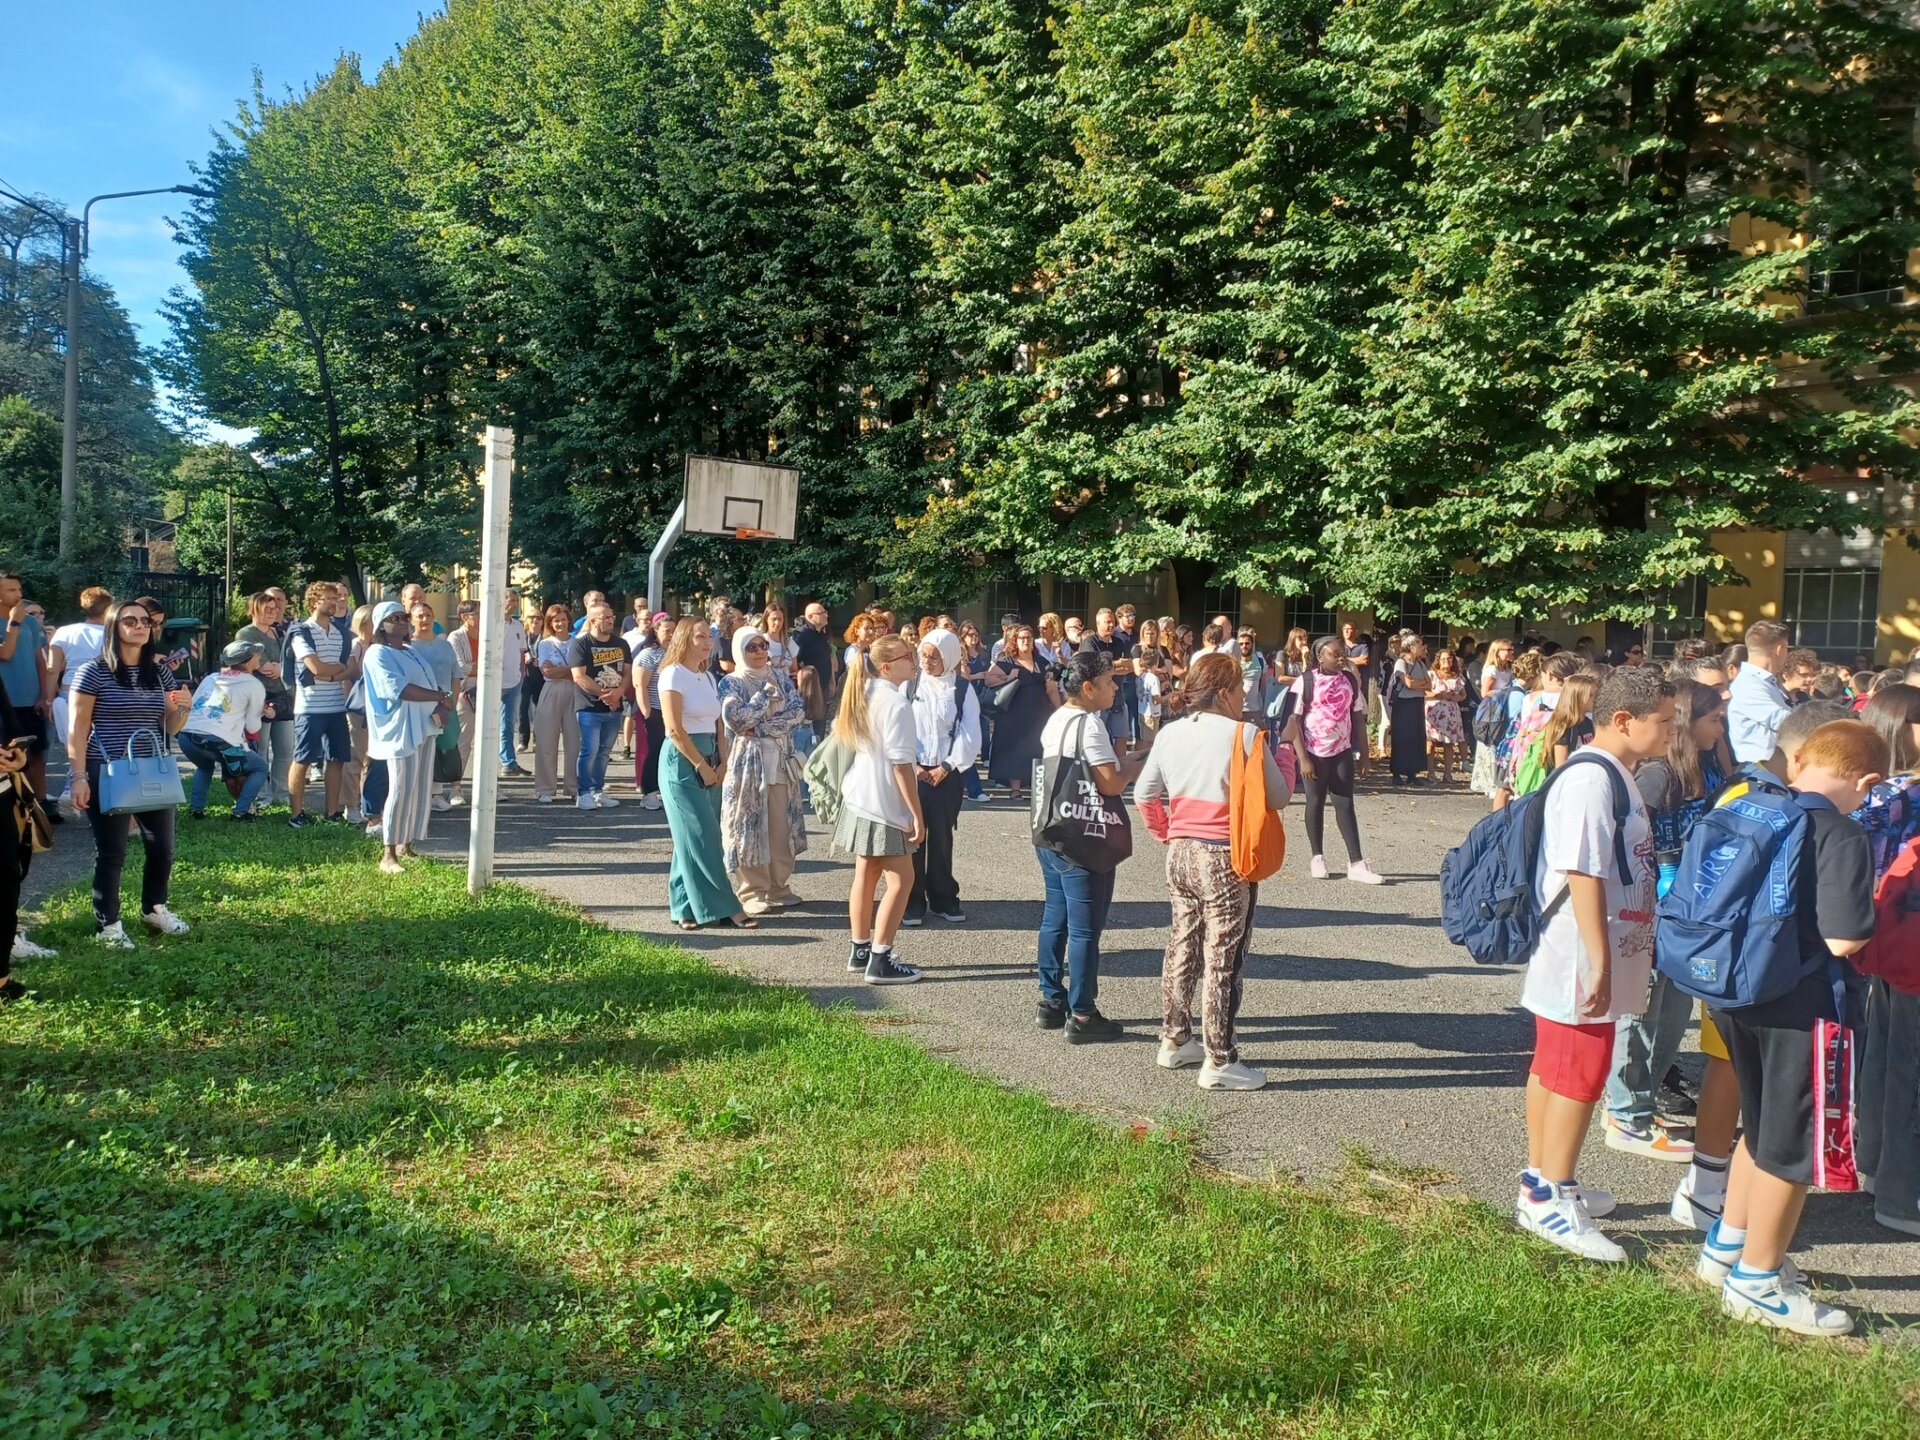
[1705,530,1786,644]
[1239,587,1285,640]
[1879,530,1920,665]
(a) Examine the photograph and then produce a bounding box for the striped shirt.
[75,658,176,765]
[289,618,349,713]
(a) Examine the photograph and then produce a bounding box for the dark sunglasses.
[744,640,769,652]
[118,614,152,627]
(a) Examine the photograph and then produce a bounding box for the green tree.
[165,61,473,600]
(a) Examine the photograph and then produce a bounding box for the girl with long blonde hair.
[833,635,926,982]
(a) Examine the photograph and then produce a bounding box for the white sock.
[1708,1220,1747,1251]
[1690,1151,1730,1199]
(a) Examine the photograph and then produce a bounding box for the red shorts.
[1529,1015,1614,1103]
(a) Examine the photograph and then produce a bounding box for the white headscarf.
[913,629,965,765]
[732,625,770,682]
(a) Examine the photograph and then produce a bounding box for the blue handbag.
[101,728,187,815]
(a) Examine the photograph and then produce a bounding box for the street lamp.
[58,184,214,578]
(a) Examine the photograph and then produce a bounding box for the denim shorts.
[293,709,353,764]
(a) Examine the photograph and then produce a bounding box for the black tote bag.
[1030,713,1132,873]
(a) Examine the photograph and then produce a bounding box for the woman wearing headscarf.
[361,600,450,875]
[905,627,982,926]
[719,626,809,916]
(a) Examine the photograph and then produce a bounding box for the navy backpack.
[1654,765,1829,1011]
[1440,751,1633,965]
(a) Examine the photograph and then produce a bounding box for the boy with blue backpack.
[1668,719,1885,1336]
[1510,667,1673,1262]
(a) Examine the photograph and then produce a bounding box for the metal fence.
[116,569,227,686]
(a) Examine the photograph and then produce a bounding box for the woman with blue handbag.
[66,598,193,949]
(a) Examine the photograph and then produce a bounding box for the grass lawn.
[4,819,1920,1438]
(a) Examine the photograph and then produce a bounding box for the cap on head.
[221,640,263,667]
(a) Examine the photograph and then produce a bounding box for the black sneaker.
[288,813,313,829]
[503,764,531,778]
[847,942,871,974]
[1657,1066,1700,1125]
[326,811,348,824]
[864,950,922,985]
[230,812,256,823]
[1035,999,1066,1030]
[0,976,26,1002]
[932,908,967,924]
[188,809,206,821]
[901,913,923,928]
[1064,1009,1125,1044]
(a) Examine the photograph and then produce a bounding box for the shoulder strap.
[1558,750,1636,885]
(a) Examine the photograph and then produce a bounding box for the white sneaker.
[1197,1059,1267,1091]
[537,793,555,804]
[1695,1223,1805,1288]
[1569,1185,1616,1220]
[1309,855,1330,879]
[1346,860,1385,885]
[1722,1270,1852,1337]
[1670,1167,1725,1232]
[1157,1038,1205,1070]
[364,820,383,837]
[595,792,619,808]
[1603,1113,1695,1162]
[448,791,465,807]
[642,793,663,811]
[142,906,190,937]
[95,922,135,951]
[1513,1182,1627,1263]
[11,933,56,961]
[430,795,452,812]
[576,794,596,811]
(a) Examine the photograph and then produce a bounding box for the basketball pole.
[468,426,513,896]
[646,498,685,617]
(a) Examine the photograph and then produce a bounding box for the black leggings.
[84,763,175,927]
[0,792,25,974]
[1302,749,1364,864]
[642,709,666,794]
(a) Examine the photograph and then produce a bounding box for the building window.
[1383,589,1446,648]
[982,579,1040,627]
[1284,594,1337,641]
[1784,566,1881,661]
[1053,579,1090,620]
[1199,584,1240,631]
[1650,577,1711,655]
[1807,234,1910,313]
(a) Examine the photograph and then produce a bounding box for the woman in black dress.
[984,623,1060,800]
[1386,631,1432,785]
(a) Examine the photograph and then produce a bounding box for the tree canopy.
[164,0,1920,620]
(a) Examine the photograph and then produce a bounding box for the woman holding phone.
[67,598,193,949]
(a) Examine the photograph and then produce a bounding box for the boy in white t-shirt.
[1515,666,1674,1262]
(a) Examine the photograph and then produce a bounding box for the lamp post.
[58,184,213,578]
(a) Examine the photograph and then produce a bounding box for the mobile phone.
[6,737,33,749]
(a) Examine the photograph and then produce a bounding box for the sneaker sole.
[1514,1208,1627,1263]
[1197,1074,1265,1090]
[1603,1129,1694,1163]
[864,973,922,985]
[1157,1051,1203,1070]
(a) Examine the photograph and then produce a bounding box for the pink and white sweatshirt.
[1135,712,1291,843]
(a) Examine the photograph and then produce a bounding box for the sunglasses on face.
[744,641,769,653]
[119,615,151,627]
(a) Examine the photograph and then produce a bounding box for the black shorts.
[293,710,353,764]
[1712,1008,1817,1186]
[3,705,48,753]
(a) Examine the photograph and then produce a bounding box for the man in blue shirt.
[0,571,49,801]
[1726,619,1792,765]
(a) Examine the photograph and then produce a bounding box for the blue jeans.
[1604,970,1694,1128]
[363,758,389,820]
[1035,846,1115,1015]
[179,730,268,816]
[576,707,619,795]
[499,684,521,768]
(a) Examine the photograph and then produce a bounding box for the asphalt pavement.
[24,746,1911,1329]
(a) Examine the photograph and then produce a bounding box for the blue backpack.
[1440,751,1633,965]
[1654,765,1830,1010]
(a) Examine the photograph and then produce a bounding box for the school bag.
[1440,751,1632,965]
[1855,834,1920,995]
[1031,713,1133,873]
[1229,722,1286,881]
[1654,765,1834,1010]
[802,731,856,827]
[1509,732,1552,798]
[1471,687,1510,747]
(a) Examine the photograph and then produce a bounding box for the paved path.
[340,764,1909,1327]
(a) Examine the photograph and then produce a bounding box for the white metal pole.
[468,426,513,895]
[647,498,686,617]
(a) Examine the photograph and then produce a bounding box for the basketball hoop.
[733,526,778,541]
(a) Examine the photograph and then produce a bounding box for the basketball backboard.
[684,455,800,540]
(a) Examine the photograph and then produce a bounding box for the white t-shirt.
[1521,748,1657,1025]
[1040,704,1119,770]
[841,678,919,830]
[51,621,106,694]
[501,618,528,688]
[659,664,721,736]
[184,669,266,748]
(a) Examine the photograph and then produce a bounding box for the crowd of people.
[2,575,1918,1338]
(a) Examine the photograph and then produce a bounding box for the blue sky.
[2,2,441,391]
